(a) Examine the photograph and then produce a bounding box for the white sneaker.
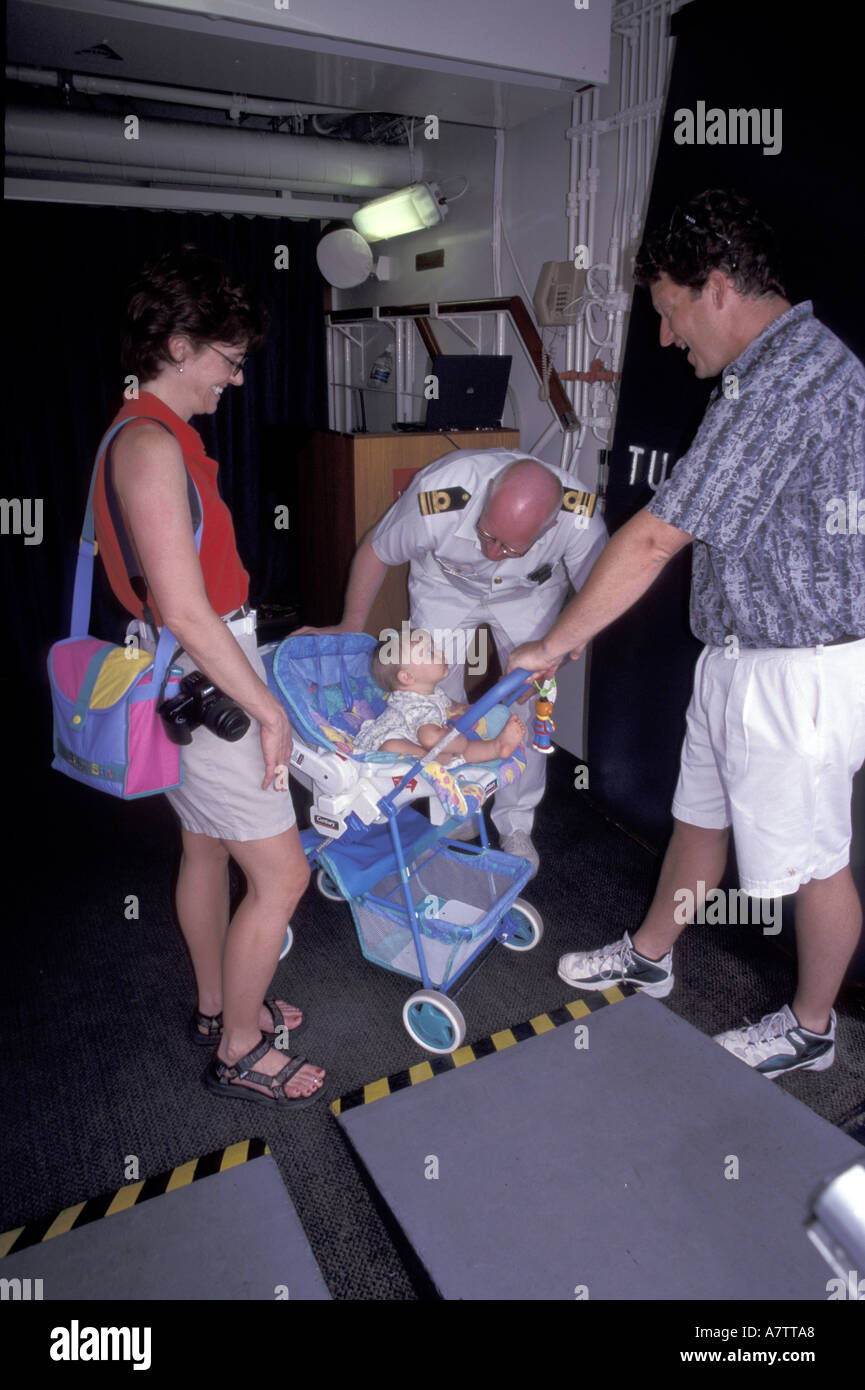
[713,1004,836,1079]
[557,930,674,998]
[500,830,539,878]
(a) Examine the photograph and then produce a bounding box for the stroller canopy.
[265,632,386,748]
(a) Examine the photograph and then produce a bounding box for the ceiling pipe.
[5,105,422,194]
[6,64,360,120]
[3,176,353,219]
[5,154,396,200]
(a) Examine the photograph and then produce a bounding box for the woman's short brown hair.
[120,244,270,380]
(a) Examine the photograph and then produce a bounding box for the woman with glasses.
[92,245,325,1107]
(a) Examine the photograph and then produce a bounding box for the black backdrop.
[586,0,865,971]
[2,202,328,751]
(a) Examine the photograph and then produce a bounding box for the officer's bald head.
[477,458,562,558]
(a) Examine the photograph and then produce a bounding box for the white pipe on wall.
[565,0,678,471]
[406,320,415,427]
[493,128,505,298]
[5,153,370,198]
[326,324,335,432]
[608,33,626,291]
[343,335,352,434]
[6,64,359,120]
[5,106,421,194]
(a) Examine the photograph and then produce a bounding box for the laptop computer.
[393,354,512,431]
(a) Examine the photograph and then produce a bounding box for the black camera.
[159,671,250,745]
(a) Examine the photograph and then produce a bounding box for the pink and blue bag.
[48,417,202,798]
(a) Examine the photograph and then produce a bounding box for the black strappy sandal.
[189,1010,224,1047]
[203,1034,324,1109]
[189,998,303,1047]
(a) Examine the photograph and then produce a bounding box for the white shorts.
[673,639,865,897]
[136,620,297,843]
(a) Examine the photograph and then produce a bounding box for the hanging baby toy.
[531,677,557,755]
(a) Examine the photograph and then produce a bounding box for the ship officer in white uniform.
[300,448,607,874]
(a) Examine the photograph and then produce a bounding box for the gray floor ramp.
[338,992,862,1300]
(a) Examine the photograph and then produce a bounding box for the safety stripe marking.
[44,1203,87,1241]
[166,1161,198,1193]
[365,1077,391,1104]
[529,1013,556,1035]
[106,1185,143,1217]
[331,982,638,1115]
[0,1137,271,1260]
[0,1229,25,1259]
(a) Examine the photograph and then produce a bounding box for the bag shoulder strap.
[104,419,202,626]
[70,415,204,688]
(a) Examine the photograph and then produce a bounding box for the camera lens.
[204,700,250,742]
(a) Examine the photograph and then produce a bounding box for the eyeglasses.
[475,522,531,558]
[206,344,248,377]
[667,205,738,273]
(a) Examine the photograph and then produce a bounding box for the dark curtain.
[2,202,328,751]
[585,0,865,971]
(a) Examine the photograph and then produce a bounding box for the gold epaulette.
[418,487,472,516]
[561,489,597,517]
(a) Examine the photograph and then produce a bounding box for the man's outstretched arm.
[295,528,390,635]
[508,507,693,680]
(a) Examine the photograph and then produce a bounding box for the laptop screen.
[425,355,512,430]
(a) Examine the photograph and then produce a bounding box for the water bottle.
[369,347,393,386]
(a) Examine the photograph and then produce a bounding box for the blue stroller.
[261,633,544,1053]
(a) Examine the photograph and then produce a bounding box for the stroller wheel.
[278,924,294,960]
[316,867,344,901]
[498,899,543,951]
[403,990,466,1054]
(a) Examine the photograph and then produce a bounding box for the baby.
[354,630,525,765]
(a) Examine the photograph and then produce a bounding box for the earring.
[176,361,184,374]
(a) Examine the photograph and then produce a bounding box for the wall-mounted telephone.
[533,262,587,326]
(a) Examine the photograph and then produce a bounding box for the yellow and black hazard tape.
[0,1138,270,1260]
[331,983,637,1116]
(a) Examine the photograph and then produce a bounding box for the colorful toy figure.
[532,696,556,754]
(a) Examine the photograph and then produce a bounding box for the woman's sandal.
[189,998,302,1047]
[203,1034,324,1108]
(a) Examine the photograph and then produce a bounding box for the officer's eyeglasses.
[206,344,248,377]
[666,205,738,273]
[475,523,532,558]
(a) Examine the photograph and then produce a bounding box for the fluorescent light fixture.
[352,182,446,243]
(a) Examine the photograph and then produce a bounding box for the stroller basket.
[340,841,526,989]
[269,633,544,1051]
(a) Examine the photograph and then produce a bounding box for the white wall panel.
[124,0,613,83]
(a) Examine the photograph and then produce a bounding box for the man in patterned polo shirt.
[510,188,865,1078]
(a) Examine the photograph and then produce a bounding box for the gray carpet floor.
[3,746,863,1299]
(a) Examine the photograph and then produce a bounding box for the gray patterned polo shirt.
[648,300,865,647]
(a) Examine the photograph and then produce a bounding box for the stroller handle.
[450,667,535,735]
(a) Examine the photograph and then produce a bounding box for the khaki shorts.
[673,639,865,897]
[137,623,297,842]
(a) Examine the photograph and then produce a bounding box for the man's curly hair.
[120,244,270,380]
[634,189,786,298]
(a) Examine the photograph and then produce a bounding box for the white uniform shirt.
[371,449,608,616]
